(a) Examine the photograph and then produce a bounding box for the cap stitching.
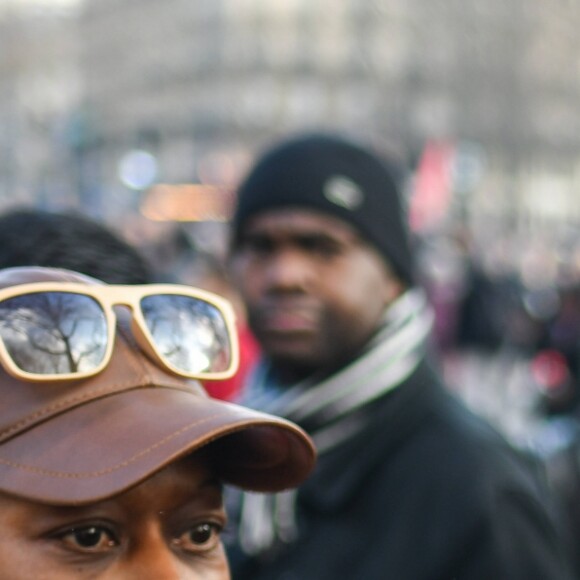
[0,411,257,479]
[0,379,186,442]
[1,321,165,442]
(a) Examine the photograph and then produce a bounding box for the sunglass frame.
[0,282,239,382]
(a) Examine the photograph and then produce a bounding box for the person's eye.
[301,237,342,257]
[174,521,223,553]
[55,525,118,552]
[243,235,274,256]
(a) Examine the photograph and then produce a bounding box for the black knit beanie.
[232,133,415,286]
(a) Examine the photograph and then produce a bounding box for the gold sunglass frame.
[0,282,239,382]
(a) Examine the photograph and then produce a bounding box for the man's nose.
[128,548,195,580]
[126,531,216,580]
[265,249,313,291]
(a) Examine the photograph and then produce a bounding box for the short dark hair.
[0,207,152,284]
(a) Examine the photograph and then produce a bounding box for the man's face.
[0,455,229,579]
[230,208,403,381]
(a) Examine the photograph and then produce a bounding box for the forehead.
[240,208,360,240]
[0,454,217,516]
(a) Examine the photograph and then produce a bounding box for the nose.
[127,532,225,580]
[264,248,313,292]
[128,547,196,580]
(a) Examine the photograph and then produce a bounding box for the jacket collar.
[299,361,445,511]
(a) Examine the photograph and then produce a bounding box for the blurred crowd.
[115,176,580,577]
[419,227,580,427]
[3,135,579,578]
[141,219,580,437]
[139,205,580,564]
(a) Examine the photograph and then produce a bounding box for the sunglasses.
[0,282,239,382]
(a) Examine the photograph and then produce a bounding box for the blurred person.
[226,133,574,579]
[0,207,258,402]
[530,282,580,576]
[540,284,580,414]
[0,207,152,284]
[144,225,197,283]
[0,265,315,579]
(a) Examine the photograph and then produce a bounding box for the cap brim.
[0,386,316,505]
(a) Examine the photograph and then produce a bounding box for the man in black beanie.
[226,132,574,579]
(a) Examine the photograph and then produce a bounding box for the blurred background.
[2,0,580,448]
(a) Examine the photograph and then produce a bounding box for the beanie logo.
[323,176,364,210]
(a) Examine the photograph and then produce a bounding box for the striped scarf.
[237,288,434,555]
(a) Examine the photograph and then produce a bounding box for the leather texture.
[0,267,316,505]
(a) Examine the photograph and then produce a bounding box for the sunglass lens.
[140,294,232,376]
[0,292,108,376]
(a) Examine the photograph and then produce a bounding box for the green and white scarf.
[237,288,434,555]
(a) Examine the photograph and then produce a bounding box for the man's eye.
[243,236,274,255]
[301,238,341,256]
[176,522,222,552]
[58,525,118,552]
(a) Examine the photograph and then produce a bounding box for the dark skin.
[0,455,230,579]
[229,208,404,383]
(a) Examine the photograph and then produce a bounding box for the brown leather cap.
[0,267,316,505]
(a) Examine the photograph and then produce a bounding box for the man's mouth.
[262,313,317,333]
[258,304,319,334]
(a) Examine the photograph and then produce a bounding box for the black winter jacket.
[229,363,574,580]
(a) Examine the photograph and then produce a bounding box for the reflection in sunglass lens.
[140,294,232,375]
[0,292,108,376]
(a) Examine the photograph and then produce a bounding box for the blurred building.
[2,0,580,238]
[0,0,82,208]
